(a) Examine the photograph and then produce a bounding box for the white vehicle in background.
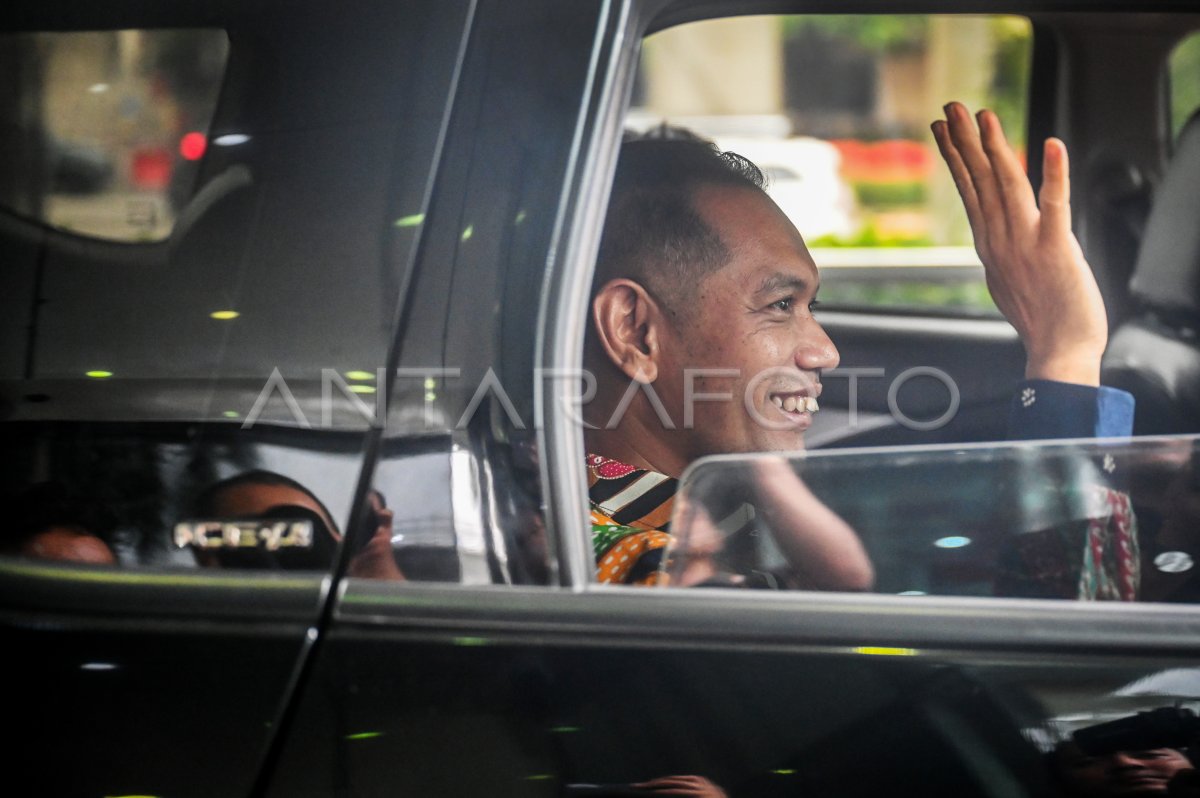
[623,111,859,240]
[715,134,859,241]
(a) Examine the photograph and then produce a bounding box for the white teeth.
[773,394,819,414]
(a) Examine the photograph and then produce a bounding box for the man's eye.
[809,299,821,313]
[769,297,793,312]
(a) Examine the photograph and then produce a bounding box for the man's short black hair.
[594,128,767,316]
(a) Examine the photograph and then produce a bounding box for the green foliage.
[782,15,1032,144]
[818,279,998,314]
[783,15,928,53]
[1171,33,1200,141]
[988,17,1033,147]
[810,221,931,248]
[852,180,927,208]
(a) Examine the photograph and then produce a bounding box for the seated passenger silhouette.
[2,482,117,565]
[189,471,402,578]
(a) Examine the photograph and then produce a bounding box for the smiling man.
[582,105,1135,587]
[589,175,836,472]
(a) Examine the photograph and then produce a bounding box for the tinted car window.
[0,1,472,574]
[672,437,1200,601]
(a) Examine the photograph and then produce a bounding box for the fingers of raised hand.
[977,108,1037,228]
[931,119,984,236]
[942,102,1008,242]
[1038,137,1073,241]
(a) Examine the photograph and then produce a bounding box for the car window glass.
[0,1,472,574]
[666,437,1200,601]
[1169,30,1200,142]
[1,423,361,569]
[0,29,229,242]
[634,14,1032,316]
[338,0,612,588]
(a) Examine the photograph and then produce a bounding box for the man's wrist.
[1024,351,1102,387]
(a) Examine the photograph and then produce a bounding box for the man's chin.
[754,430,807,454]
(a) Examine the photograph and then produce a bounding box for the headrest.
[1102,319,1200,434]
[1129,111,1200,317]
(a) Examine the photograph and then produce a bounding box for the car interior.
[5,3,1200,797]
[1101,108,1200,436]
[1,5,1199,585]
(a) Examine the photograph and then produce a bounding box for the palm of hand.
[933,103,1108,386]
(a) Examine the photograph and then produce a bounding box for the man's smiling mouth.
[769,392,819,414]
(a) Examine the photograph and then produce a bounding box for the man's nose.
[797,318,840,372]
[1108,752,1146,770]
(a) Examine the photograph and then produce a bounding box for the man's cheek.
[683,376,737,425]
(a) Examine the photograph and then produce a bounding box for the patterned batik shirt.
[995,483,1140,601]
[587,453,677,585]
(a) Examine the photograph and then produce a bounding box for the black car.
[3,0,1200,796]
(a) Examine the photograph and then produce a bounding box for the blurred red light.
[180,132,207,161]
[131,148,172,189]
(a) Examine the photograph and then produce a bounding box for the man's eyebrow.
[753,272,813,297]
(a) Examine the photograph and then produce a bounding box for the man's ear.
[591,278,666,384]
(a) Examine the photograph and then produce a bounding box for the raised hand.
[932,102,1107,386]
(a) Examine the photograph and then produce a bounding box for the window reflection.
[672,436,1200,601]
[0,423,361,570]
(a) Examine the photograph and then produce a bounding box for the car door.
[254,1,1200,797]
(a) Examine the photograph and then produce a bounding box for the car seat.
[1101,110,1200,435]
